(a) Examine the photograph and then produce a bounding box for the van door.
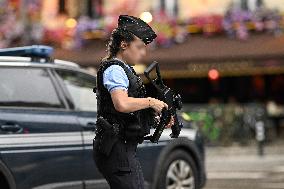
[53,69,108,188]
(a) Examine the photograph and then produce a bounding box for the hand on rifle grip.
[148,97,168,114]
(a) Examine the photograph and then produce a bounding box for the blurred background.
[1,0,284,188]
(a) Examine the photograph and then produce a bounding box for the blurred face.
[121,36,146,65]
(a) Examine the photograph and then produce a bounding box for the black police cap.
[118,15,157,45]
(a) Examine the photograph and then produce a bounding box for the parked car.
[0,46,206,189]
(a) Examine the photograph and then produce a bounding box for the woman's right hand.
[148,97,168,114]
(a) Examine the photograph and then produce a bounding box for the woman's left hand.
[165,115,174,129]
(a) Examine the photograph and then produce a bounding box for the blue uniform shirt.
[103,58,132,93]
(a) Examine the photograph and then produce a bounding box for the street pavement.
[87,142,284,189]
[204,142,284,189]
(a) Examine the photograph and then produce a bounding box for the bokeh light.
[139,11,153,23]
[65,18,77,28]
[208,69,219,80]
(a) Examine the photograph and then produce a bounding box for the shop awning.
[54,34,284,78]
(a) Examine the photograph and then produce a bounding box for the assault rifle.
[144,61,183,143]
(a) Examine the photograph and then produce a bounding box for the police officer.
[93,15,174,189]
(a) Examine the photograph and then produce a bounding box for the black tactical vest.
[96,59,154,143]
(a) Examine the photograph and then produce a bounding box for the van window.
[55,69,97,112]
[0,67,63,108]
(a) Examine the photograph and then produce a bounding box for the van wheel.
[156,149,198,189]
[0,172,10,189]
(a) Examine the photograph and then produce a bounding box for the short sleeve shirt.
[103,58,132,93]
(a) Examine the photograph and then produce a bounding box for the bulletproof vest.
[96,59,154,142]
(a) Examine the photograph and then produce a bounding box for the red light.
[208,69,219,80]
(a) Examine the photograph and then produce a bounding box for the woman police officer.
[93,15,174,189]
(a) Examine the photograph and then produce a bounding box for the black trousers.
[93,138,145,189]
